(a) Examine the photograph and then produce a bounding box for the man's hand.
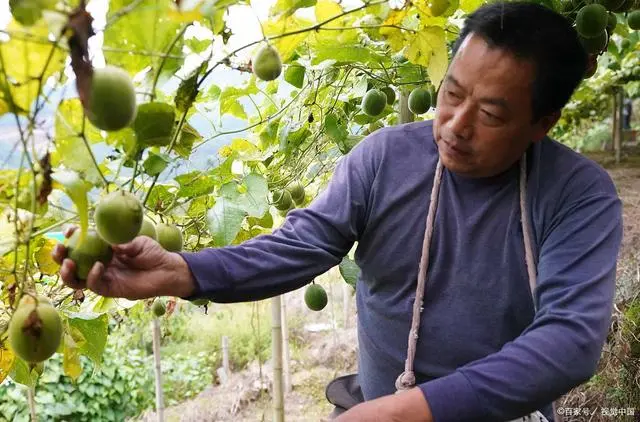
[52,226,197,300]
[334,388,433,422]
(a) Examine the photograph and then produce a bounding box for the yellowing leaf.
[0,99,8,116]
[406,26,448,88]
[460,0,485,13]
[315,0,343,28]
[0,19,66,114]
[263,15,313,62]
[63,333,82,381]
[168,6,203,22]
[386,30,407,52]
[0,344,16,384]
[33,237,60,276]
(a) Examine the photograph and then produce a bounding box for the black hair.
[452,1,588,122]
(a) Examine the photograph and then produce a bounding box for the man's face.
[432,33,559,178]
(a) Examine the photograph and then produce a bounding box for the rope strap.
[395,152,538,392]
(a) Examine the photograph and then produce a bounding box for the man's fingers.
[59,259,87,290]
[51,243,67,265]
[112,236,146,257]
[86,261,107,296]
[63,225,77,238]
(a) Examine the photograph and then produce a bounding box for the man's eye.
[482,110,502,123]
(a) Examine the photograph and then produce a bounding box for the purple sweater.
[181,120,623,421]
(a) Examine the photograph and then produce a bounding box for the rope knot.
[394,371,416,391]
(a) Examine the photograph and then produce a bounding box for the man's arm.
[416,189,623,421]
[178,135,379,303]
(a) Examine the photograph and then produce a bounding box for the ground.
[134,152,640,422]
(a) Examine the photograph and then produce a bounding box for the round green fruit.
[408,87,432,115]
[86,65,137,132]
[381,87,396,105]
[133,102,175,147]
[152,299,166,317]
[66,229,113,280]
[10,0,43,26]
[8,298,63,363]
[94,190,143,245]
[252,44,282,81]
[628,10,640,30]
[273,189,293,211]
[620,38,631,49]
[156,223,183,252]
[288,182,305,205]
[304,283,328,311]
[580,30,608,54]
[575,4,608,38]
[606,12,617,32]
[138,217,157,240]
[361,89,387,117]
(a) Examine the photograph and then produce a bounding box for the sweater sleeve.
[178,135,378,303]
[419,188,623,421]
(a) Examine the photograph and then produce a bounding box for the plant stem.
[27,386,37,421]
[151,24,191,101]
[271,296,284,422]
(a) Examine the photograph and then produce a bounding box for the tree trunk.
[281,297,291,393]
[615,91,623,164]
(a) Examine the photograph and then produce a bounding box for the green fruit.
[598,0,625,11]
[408,87,432,115]
[381,87,396,105]
[156,223,183,252]
[620,38,631,49]
[94,190,143,245]
[67,229,113,280]
[304,283,328,311]
[361,89,387,117]
[138,217,157,240]
[629,10,640,30]
[86,65,137,132]
[580,30,608,54]
[190,298,209,306]
[575,4,608,38]
[152,299,166,317]
[606,12,617,32]
[288,182,305,205]
[8,297,63,363]
[252,44,282,81]
[10,0,43,26]
[273,189,293,211]
[133,102,175,147]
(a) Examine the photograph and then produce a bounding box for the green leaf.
[284,64,305,88]
[175,122,203,159]
[218,138,265,162]
[175,66,202,113]
[271,0,317,17]
[143,152,171,176]
[207,197,247,246]
[52,100,105,185]
[460,0,485,13]
[339,257,360,289]
[219,83,260,119]
[51,170,90,242]
[324,112,348,143]
[92,297,117,314]
[0,343,15,385]
[263,14,313,62]
[66,313,109,365]
[146,184,176,212]
[0,19,66,114]
[219,173,269,217]
[175,172,217,198]
[9,357,39,388]
[311,39,387,66]
[103,0,185,81]
[278,121,311,153]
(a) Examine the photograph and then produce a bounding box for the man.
[53,2,623,421]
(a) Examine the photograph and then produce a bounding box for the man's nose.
[448,104,474,141]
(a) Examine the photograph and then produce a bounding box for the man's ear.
[532,110,561,142]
